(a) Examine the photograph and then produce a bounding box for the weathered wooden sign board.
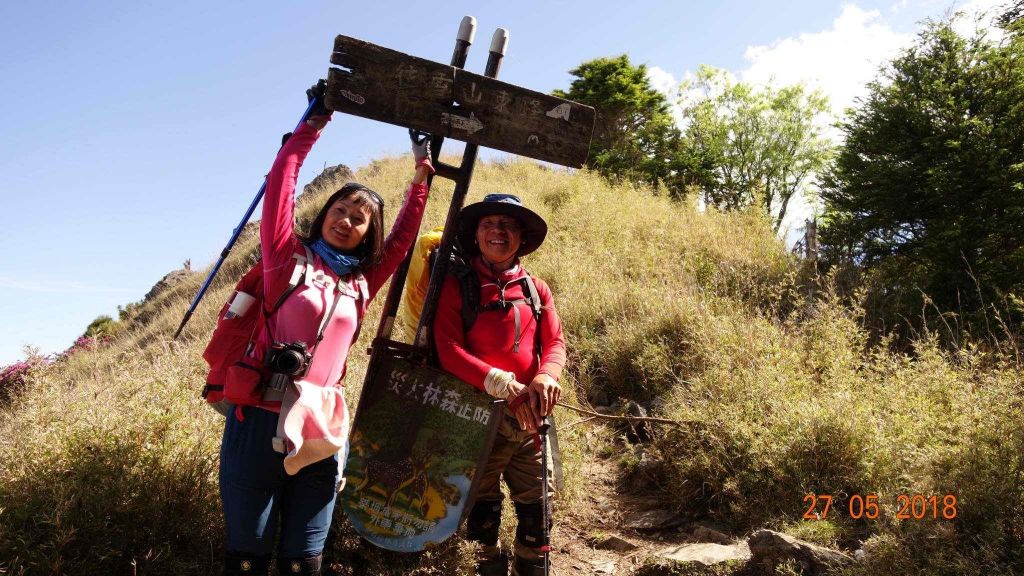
[325,35,595,167]
[341,352,501,552]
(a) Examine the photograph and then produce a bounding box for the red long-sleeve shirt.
[434,256,566,391]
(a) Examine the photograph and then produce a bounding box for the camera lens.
[274,349,304,375]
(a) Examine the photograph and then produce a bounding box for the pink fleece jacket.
[257,119,428,473]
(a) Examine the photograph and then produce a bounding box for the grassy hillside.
[1,157,1021,575]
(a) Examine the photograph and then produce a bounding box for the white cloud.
[646,66,691,125]
[646,2,1009,234]
[646,66,678,98]
[734,4,915,228]
[948,0,1007,39]
[741,4,913,120]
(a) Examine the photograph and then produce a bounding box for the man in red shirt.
[434,194,566,576]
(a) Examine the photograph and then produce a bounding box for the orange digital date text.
[802,493,957,520]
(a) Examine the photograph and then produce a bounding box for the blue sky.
[0,0,1004,364]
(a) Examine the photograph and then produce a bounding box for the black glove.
[306,79,330,118]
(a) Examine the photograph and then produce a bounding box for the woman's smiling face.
[320,195,372,251]
[475,214,523,264]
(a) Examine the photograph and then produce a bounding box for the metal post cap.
[458,16,477,44]
[490,28,509,55]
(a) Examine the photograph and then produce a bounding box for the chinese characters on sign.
[356,496,438,537]
[385,368,491,426]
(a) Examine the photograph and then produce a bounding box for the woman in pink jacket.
[219,83,433,576]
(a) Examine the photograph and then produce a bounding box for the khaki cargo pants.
[474,409,556,562]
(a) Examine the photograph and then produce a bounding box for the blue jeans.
[219,405,340,558]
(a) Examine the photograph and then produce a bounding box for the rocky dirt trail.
[548,444,853,576]
[551,450,741,575]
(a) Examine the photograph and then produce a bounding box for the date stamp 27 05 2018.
[803,493,958,521]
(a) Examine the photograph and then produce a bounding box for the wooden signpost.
[326,17,594,552]
[325,36,594,168]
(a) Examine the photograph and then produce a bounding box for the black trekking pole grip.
[172,96,320,340]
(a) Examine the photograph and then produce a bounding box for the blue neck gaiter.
[310,238,362,277]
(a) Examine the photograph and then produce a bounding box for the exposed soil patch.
[552,452,719,575]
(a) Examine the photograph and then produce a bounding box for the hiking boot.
[511,555,548,576]
[223,553,271,576]
[477,552,509,576]
[276,554,322,575]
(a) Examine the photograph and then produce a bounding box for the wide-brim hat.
[457,193,548,257]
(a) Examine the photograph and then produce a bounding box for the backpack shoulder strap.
[450,262,480,334]
[524,272,545,361]
[267,245,314,315]
[353,271,369,319]
[521,270,543,322]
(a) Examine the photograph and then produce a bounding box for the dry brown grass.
[1,156,1021,575]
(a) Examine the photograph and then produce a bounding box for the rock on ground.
[690,524,733,545]
[622,509,684,532]
[593,534,640,552]
[748,529,853,575]
[656,542,752,566]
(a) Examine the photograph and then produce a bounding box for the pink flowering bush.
[59,335,112,359]
[0,361,31,388]
[0,356,49,404]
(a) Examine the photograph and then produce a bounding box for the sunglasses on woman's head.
[365,189,385,209]
[341,183,385,209]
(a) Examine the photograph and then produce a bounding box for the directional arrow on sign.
[441,112,484,134]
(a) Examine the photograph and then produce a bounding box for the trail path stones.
[656,542,752,566]
[593,534,640,552]
[748,529,854,575]
[550,442,855,575]
[690,524,733,545]
[622,509,685,532]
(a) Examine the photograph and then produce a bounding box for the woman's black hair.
[299,183,386,268]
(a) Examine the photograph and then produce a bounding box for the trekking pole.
[368,15,476,349]
[172,97,320,340]
[539,416,552,575]
[413,26,509,350]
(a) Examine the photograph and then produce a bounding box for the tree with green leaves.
[819,22,1024,334]
[84,315,116,338]
[554,55,688,195]
[680,65,833,232]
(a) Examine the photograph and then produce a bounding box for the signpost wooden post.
[326,17,594,552]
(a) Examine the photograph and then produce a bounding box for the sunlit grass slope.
[1,156,1021,575]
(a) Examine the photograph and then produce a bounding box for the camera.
[264,341,312,391]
